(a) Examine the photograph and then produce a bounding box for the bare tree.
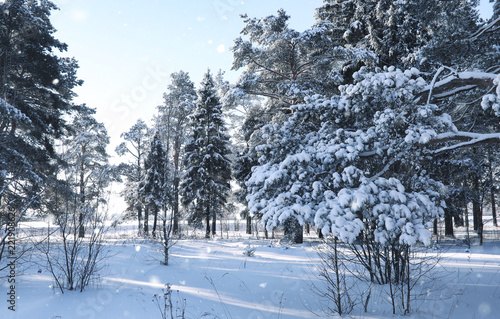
[312,237,355,316]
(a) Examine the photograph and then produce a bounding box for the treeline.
[116,1,500,246]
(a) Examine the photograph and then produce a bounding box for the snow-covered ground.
[2,222,500,318]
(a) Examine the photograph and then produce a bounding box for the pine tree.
[494,0,500,19]
[180,70,232,238]
[231,9,361,241]
[156,71,197,234]
[246,66,448,285]
[61,106,110,238]
[142,132,168,237]
[0,0,81,212]
[418,0,500,238]
[314,0,480,73]
[116,119,150,235]
[231,9,355,112]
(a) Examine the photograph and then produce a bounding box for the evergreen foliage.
[0,0,82,210]
[314,0,480,73]
[116,119,150,233]
[156,71,197,234]
[231,9,366,110]
[180,70,232,238]
[142,131,169,237]
[61,106,110,238]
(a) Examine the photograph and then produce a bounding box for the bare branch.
[248,56,292,81]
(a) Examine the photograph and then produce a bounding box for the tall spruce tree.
[141,131,168,237]
[180,70,232,238]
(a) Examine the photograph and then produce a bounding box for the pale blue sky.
[50,0,494,151]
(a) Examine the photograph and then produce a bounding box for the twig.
[205,276,233,319]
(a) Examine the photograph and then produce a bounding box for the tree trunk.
[137,205,143,236]
[490,161,498,227]
[152,207,158,238]
[284,217,303,244]
[164,244,169,266]
[444,209,454,237]
[212,211,217,236]
[318,228,324,239]
[492,190,498,227]
[137,150,143,236]
[173,177,180,235]
[473,200,481,231]
[144,206,149,236]
[78,211,85,238]
[479,220,484,246]
[463,176,471,248]
[246,215,252,234]
[472,172,481,232]
[205,206,211,239]
[172,137,181,235]
[163,206,169,265]
[78,167,85,238]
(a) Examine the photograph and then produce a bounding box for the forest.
[1,0,500,318]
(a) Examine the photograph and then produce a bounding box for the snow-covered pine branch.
[418,71,499,102]
[427,131,500,154]
[469,16,500,41]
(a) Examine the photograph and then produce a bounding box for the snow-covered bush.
[242,245,256,257]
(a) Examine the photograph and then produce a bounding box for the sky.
[50,0,323,154]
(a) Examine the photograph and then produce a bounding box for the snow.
[3,221,500,319]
